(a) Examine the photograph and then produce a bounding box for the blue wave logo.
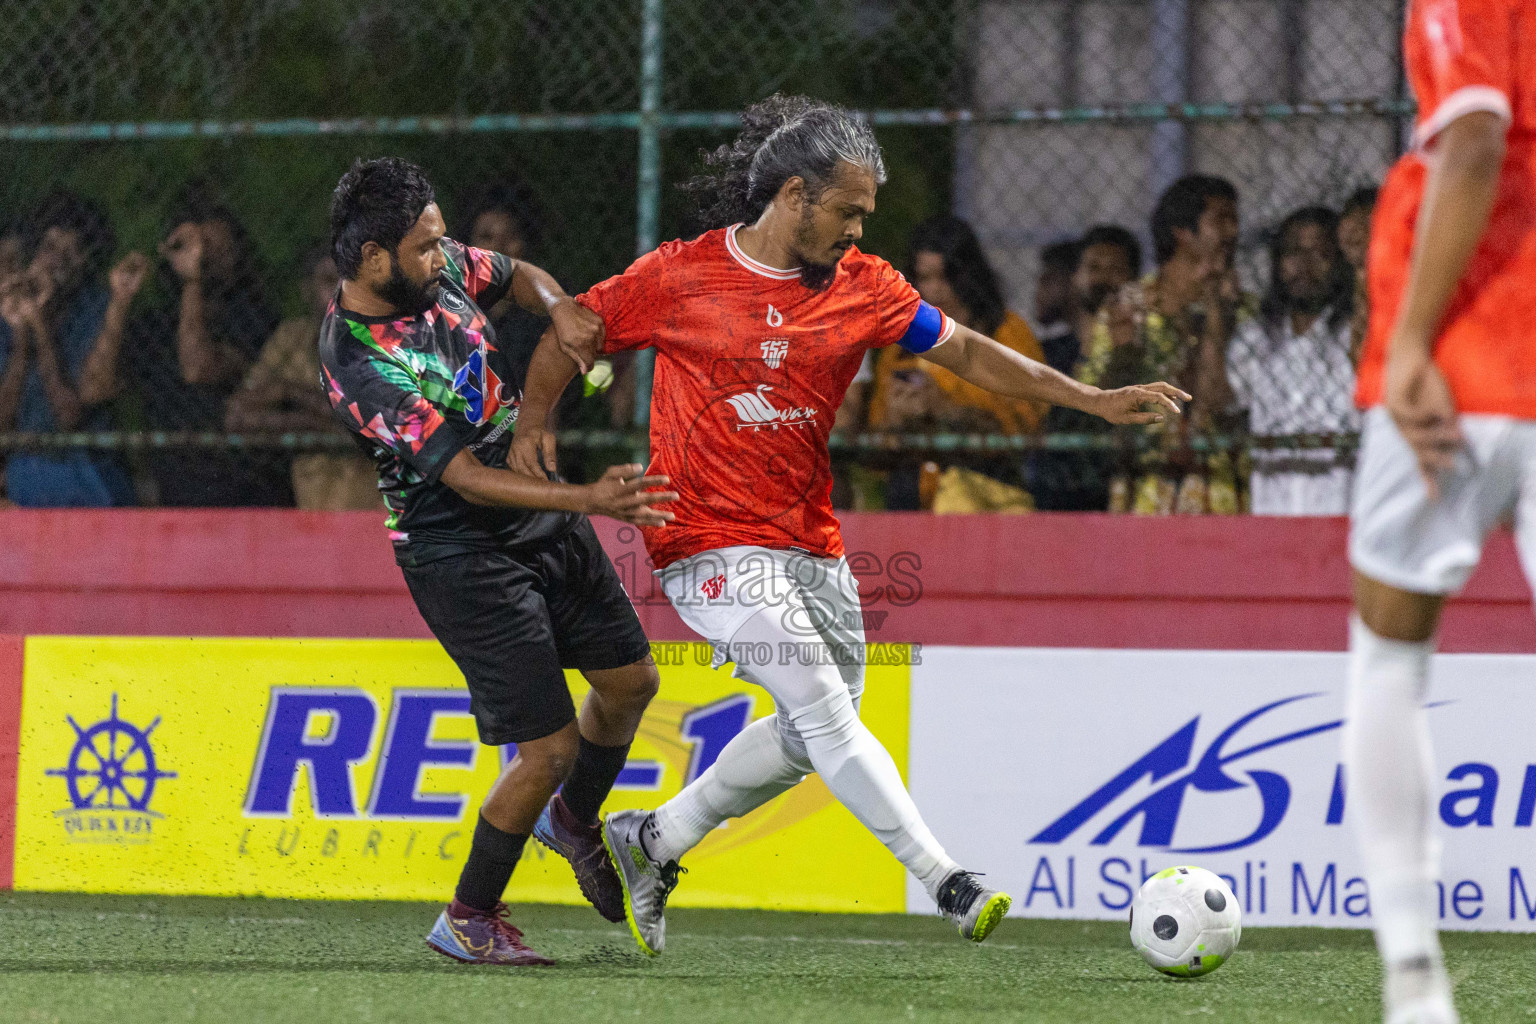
[1030,694,1342,853]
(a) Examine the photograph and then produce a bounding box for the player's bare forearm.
[920,326,1084,406]
[1393,111,1506,358]
[521,326,580,428]
[919,324,1186,425]
[510,326,583,477]
[441,448,676,526]
[508,260,603,371]
[507,259,570,318]
[441,448,590,511]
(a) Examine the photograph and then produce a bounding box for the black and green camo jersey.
[318,238,579,567]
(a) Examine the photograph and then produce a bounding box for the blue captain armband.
[897,300,956,354]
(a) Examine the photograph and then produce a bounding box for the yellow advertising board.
[12,637,909,913]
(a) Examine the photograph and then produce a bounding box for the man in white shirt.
[1227,206,1360,514]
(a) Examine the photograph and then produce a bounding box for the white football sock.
[645,713,810,864]
[1343,616,1445,975]
[788,688,959,901]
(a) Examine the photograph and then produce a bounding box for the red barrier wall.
[0,509,1529,652]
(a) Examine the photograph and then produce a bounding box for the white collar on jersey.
[725,223,802,280]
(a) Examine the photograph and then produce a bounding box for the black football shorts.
[403,520,652,745]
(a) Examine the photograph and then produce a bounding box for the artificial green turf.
[1,892,1533,1023]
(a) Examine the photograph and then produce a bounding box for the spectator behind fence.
[128,190,286,506]
[1338,186,1377,361]
[0,220,25,281]
[1225,206,1359,515]
[1081,175,1254,514]
[0,192,137,506]
[1029,224,1144,510]
[1033,240,1079,375]
[456,183,593,431]
[867,215,1046,510]
[224,247,378,510]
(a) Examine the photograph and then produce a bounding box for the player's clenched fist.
[1089,381,1189,425]
[581,464,677,527]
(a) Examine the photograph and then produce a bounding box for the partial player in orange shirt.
[1345,3,1536,1023]
[513,94,1186,956]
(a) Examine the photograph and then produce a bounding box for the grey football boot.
[602,809,686,956]
[936,870,1012,942]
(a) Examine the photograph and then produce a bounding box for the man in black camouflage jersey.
[319,158,677,965]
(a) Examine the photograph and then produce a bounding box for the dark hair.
[680,93,887,232]
[1150,175,1238,265]
[1342,186,1379,220]
[1039,240,1080,277]
[1260,206,1353,332]
[454,180,543,258]
[164,182,265,298]
[29,190,116,277]
[1078,224,1143,276]
[908,215,1007,338]
[330,157,436,279]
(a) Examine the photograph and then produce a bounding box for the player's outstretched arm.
[1384,110,1507,493]
[440,449,677,527]
[918,323,1189,426]
[506,259,605,373]
[511,325,583,478]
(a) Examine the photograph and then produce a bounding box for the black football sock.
[560,736,632,825]
[454,814,529,913]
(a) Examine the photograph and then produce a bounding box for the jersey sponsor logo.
[439,288,467,312]
[723,384,817,432]
[766,304,784,328]
[761,337,789,368]
[452,340,506,426]
[700,573,727,600]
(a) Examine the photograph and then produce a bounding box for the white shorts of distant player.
[1350,407,1536,592]
[658,545,866,726]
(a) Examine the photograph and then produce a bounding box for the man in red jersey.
[514,94,1186,956]
[1344,3,1536,1022]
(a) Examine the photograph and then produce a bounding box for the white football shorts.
[657,544,865,667]
[1350,407,1536,595]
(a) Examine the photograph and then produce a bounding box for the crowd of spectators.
[834,174,1379,517]
[0,173,1378,516]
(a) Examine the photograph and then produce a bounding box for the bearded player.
[1344,4,1536,1023]
[319,158,677,966]
[512,96,1186,955]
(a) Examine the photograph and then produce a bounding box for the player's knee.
[626,657,662,704]
[518,728,580,786]
[787,689,860,746]
[596,656,661,711]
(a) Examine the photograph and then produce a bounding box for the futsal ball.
[1129,865,1241,978]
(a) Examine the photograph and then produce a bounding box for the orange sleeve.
[576,245,671,353]
[1408,0,1516,150]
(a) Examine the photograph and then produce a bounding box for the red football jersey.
[1357,0,1536,416]
[577,224,946,569]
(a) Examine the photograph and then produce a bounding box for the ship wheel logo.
[46,693,176,812]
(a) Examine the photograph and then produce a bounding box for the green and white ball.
[1130,865,1241,978]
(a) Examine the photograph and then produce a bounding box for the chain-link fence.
[0,0,1408,513]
